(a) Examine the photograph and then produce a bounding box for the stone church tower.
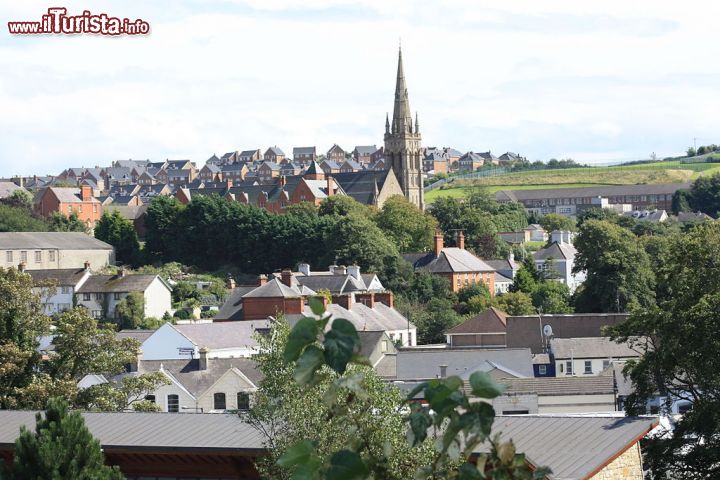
[384,47,424,210]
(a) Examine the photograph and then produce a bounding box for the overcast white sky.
[1,0,719,175]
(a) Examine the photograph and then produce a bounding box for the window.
[145,395,156,403]
[602,359,611,370]
[408,332,413,346]
[559,363,564,373]
[502,410,529,415]
[678,403,692,414]
[538,365,547,375]
[6,251,12,263]
[20,251,27,263]
[237,392,250,411]
[61,286,71,294]
[584,361,592,374]
[398,333,403,345]
[49,251,55,262]
[167,394,179,413]
[381,340,388,353]
[214,392,226,410]
[113,292,121,300]
[565,361,573,375]
[83,293,91,301]
[91,310,102,318]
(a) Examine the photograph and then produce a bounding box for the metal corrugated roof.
[0,411,265,452]
[473,415,656,480]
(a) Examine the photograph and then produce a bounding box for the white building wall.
[196,369,257,413]
[143,277,172,318]
[141,323,198,360]
[1,248,114,271]
[152,379,196,413]
[387,327,417,347]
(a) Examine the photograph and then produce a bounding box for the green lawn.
[425,183,614,203]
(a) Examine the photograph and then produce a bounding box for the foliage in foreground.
[5,397,124,479]
[257,299,549,479]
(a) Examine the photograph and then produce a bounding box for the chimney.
[457,230,465,250]
[281,269,293,287]
[434,231,444,257]
[332,294,353,310]
[199,347,209,371]
[226,179,233,189]
[129,347,143,372]
[81,184,92,201]
[326,176,334,196]
[279,175,286,187]
[226,274,236,290]
[314,295,329,309]
[439,365,448,378]
[375,291,394,308]
[84,260,91,271]
[257,274,267,286]
[17,262,26,272]
[298,263,311,276]
[356,292,375,308]
[334,265,347,276]
[118,266,127,278]
[347,265,361,280]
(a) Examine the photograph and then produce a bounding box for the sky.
[1,0,719,175]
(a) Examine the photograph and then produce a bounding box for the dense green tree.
[671,189,692,214]
[144,195,184,260]
[9,397,124,480]
[531,282,573,314]
[48,212,88,233]
[607,223,720,479]
[1,189,33,209]
[538,213,575,233]
[172,281,202,304]
[0,204,49,232]
[576,207,618,226]
[114,292,146,329]
[404,297,462,345]
[322,213,398,273]
[318,195,370,217]
[675,173,720,217]
[375,195,437,252]
[573,220,656,313]
[492,291,535,315]
[94,210,140,265]
[457,282,491,304]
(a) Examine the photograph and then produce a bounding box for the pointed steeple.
[392,46,412,135]
[415,112,419,134]
[385,113,390,134]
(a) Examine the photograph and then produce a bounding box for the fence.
[424,167,510,192]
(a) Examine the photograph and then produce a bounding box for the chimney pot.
[281,269,294,287]
[457,230,465,250]
[226,274,236,290]
[331,294,353,310]
[326,176,334,196]
[347,265,361,280]
[434,231,444,257]
[84,260,91,271]
[199,347,209,370]
[257,274,268,286]
[298,263,311,276]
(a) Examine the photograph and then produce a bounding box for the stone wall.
[592,441,643,480]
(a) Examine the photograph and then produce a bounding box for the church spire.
[415,112,419,134]
[392,46,412,134]
[385,112,390,134]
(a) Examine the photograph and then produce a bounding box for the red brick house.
[36,186,103,228]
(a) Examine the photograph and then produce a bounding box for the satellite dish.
[543,324,554,337]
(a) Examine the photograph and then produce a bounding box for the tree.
[48,212,88,233]
[677,173,720,217]
[411,297,462,344]
[375,195,437,252]
[9,397,124,479]
[492,291,535,315]
[144,195,185,261]
[114,292,145,329]
[538,213,575,233]
[94,210,140,265]
[687,146,697,157]
[322,214,399,273]
[0,204,49,232]
[2,189,33,209]
[269,302,548,479]
[172,281,201,304]
[318,195,370,217]
[531,282,573,314]
[576,207,618,227]
[607,223,720,478]
[573,220,656,313]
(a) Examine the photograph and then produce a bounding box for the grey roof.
[0,181,24,199]
[266,146,285,156]
[473,415,657,480]
[332,170,393,205]
[139,357,263,396]
[459,151,486,163]
[496,182,693,202]
[215,286,258,320]
[549,337,641,360]
[0,410,264,453]
[406,248,495,273]
[321,160,342,170]
[241,278,302,298]
[342,159,363,170]
[447,307,507,335]
[202,164,221,173]
[533,242,577,261]
[116,329,154,343]
[78,274,165,294]
[395,347,534,380]
[259,161,281,171]
[173,320,272,350]
[293,146,316,155]
[302,302,413,333]
[353,145,377,156]
[0,232,113,250]
[45,187,101,204]
[27,268,88,286]
[495,374,616,396]
[623,209,667,221]
[279,272,366,294]
[676,211,712,222]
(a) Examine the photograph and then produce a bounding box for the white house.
[0,232,114,270]
[27,264,91,315]
[532,230,585,292]
[550,337,641,377]
[137,321,271,361]
[76,271,172,319]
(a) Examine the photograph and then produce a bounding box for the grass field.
[425,159,720,203]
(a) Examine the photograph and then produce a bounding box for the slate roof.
[241,278,304,298]
[202,164,221,173]
[549,337,641,359]
[533,242,577,261]
[459,152,486,163]
[293,146,316,155]
[173,320,272,350]
[677,211,712,222]
[27,268,88,286]
[321,160,342,170]
[342,159,363,170]
[353,145,377,156]
[116,329,154,343]
[405,247,494,273]
[447,307,508,335]
[46,187,101,204]
[473,415,657,480]
[395,347,534,380]
[77,274,164,293]
[495,182,693,202]
[0,182,23,199]
[0,232,112,250]
[266,146,285,156]
[301,302,413,333]
[277,272,366,294]
[139,357,263,396]
[332,170,393,205]
[214,286,258,320]
[494,374,616,396]
[0,411,265,453]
